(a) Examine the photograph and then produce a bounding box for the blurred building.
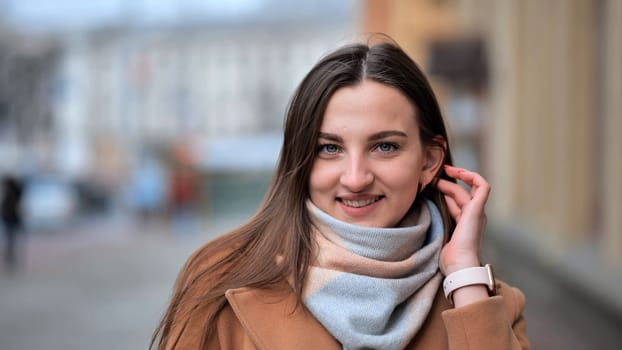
[0,24,59,174]
[3,1,357,225]
[53,17,354,187]
[362,0,622,316]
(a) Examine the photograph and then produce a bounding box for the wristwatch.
[443,264,497,305]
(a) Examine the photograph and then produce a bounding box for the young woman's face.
[309,79,440,228]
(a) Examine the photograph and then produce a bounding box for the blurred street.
[484,229,622,350]
[0,213,620,350]
[0,213,247,350]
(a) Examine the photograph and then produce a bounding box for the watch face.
[485,264,497,295]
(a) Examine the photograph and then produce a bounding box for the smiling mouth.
[339,196,384,208]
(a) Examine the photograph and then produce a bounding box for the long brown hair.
[151,40,455,349]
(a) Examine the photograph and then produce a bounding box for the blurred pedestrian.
[152,39,530,349]
[1,174,24,273]
[168,144,201,235]
[129,152,168,224]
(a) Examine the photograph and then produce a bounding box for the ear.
[420,137,446,188]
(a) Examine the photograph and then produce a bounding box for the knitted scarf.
[303,199,444,350]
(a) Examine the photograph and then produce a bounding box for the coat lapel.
[225,281,341,350]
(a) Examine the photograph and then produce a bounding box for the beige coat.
[170,279,530,349]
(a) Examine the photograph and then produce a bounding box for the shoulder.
[210,303,258,349]
[160,236,241,349]
[177,233,240,284]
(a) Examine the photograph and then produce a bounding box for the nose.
[340,154,374,192]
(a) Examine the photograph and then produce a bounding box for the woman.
[152,40,530,349]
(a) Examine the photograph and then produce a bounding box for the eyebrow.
[368,130,408,141]
[318,130,408,142]
[317,132,342,142]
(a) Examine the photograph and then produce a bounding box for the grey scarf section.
[304,199,444,350]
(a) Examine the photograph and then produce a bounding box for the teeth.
[342,198,379,208]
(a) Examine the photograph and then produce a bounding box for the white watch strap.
[443,264,495,304]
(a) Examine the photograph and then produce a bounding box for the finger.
[456,170,491,207]
[442,164,463,177]
[444,166,490,207]
[443,195,461,221]
[436,179,471,208]
[444,165,476,187]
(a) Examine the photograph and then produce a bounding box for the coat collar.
[225,281,341,350]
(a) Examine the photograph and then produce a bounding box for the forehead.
[320,80,418,133]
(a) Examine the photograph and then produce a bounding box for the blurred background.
[0,0,620,349]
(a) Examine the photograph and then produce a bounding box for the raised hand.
[436,165,491,276]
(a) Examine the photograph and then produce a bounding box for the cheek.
[309,162,336,195]
[381,159,423,194]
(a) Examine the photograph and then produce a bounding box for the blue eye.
[318,144,340,154]
[376,142,397,152]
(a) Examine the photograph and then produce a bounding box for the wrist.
[442,264,497,306]
[451,285,490,307]
[442,258,481,275]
